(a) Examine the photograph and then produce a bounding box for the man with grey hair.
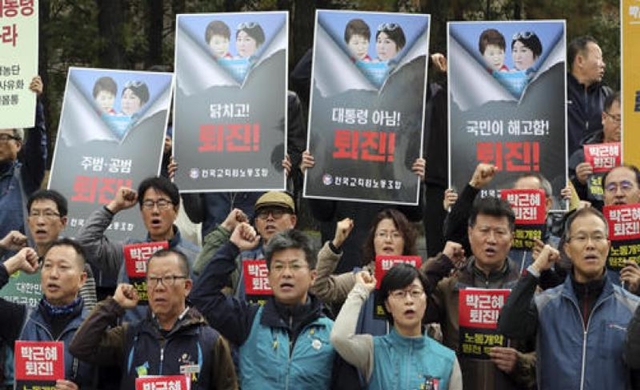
[499,207,640,389]
[0,76,47,239]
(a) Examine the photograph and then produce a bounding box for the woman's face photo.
[209,35,230,58]
[121,88,143,116]
[236,30,258,58]
[95,90,115,114]
[512,40,536,70]
[347,34,369,61]
[376,32,399,61]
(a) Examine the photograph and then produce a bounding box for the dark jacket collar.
[145,225,182,248]
[458,256,518,288]
[261,294,325,333]
[567,71,605,93]
[142,306,208,338]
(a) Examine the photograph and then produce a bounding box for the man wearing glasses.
[0,190,99,389]
[3,190,98,307]
[193,191,297,300]
[70,249,238,390]
[76,176,200,319]
[499,208,640,390]
[190,228,336,389]
[0,76,47,239]
[569,91,622,209]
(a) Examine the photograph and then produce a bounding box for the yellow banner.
[623,0,640,165]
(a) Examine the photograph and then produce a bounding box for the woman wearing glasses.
[375,23,405,62]
[313,208,445,336]
[236,22,265,58]
[331,264,462,389]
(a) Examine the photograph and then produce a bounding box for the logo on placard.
[189,168,200,179]
[322,174,333,185]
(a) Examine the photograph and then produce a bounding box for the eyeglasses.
[567,233,607,245]
[270,262,308,274]
[374,231,403,240]
[237,22,258,30]
[604,111,621,124]
[142,199,174,210]
[512,31,537,40]
[378,23,400,32]
[0,134,20,143]
[256,208,289,221]
[389,288,425,300]
[124,80,145,89]
[604,180,635,193]
[28,210,61,220]
[146,275,187,287]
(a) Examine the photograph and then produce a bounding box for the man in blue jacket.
[190,226,335,390]
[0,238,96,389]
[498,207,640,389]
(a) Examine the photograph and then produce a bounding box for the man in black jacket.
[567,36,612,155]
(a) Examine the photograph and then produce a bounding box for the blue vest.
[369,328,455,390]
[238,305,335,390]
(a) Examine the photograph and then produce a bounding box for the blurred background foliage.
[38,0,620,163]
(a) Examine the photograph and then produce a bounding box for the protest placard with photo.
[174,11,288,192]
[49,68,173,242]
[448,21,567,210]
[304,10,430,205]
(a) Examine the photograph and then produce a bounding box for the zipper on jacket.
[285,340,293,390]
[579,329,587,390]
[159,347,165,375]
[567,291,613,390]
[288,315,294,357]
